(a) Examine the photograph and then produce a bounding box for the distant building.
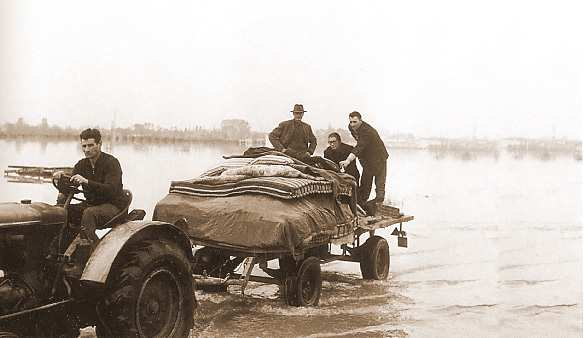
[221,119,251,140]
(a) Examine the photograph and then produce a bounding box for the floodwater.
[0,139,581,337]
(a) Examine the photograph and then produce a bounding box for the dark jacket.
[269,119,317,155]
[324,143,360,181]
[73,152,125,209]
[349,121,388,168]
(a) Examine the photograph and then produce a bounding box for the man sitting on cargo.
[53,128,125,246]
[324,132,360,184]
[269,104,317,164]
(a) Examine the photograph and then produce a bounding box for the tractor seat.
[98,189,132,229]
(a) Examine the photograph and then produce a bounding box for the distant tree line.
[1,117,580,160]
[0,117,265,144]
[0,118,80,139]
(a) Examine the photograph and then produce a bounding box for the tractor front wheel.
[96,239,194,337]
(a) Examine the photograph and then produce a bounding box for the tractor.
[0,174,195,337]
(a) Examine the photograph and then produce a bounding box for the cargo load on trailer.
[153,151,360,254]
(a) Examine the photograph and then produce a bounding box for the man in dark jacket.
[54,128,125,244]
[339,111,389,209]
[324,132,360,184]
[269,104,317,163]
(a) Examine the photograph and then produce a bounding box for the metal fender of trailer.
[80,220,193,284]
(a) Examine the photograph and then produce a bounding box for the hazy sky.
[1,0,582,138]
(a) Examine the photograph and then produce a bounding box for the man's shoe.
[364,200,378,216]
[61,234,97,279]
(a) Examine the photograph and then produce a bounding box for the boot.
[364,200,378,216]
[61,231,96,279]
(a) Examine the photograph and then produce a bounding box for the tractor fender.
[80,220,193,284]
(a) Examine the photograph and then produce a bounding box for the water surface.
[0,139,581,337]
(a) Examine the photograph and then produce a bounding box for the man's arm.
[68,162,85,185]
[268,122,285,151]
[351,126,372,158]
[323,147,331,161]
[83,159,123,200]
[339,153,357,169]
[307,125,317,155]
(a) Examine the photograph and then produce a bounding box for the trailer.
[188,210,411,306]
[153,150,413,306]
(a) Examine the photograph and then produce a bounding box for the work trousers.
[68,203,120,242]
[358,160,387,206]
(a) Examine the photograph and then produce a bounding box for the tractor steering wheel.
[52,174,86,202]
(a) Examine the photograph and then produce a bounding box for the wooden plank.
[4,166,73,184]
[230,273,281,285]
[320,254,358,264]
[357,215,414,230]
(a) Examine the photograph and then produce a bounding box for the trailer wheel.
[96,239,194,337]
[360,236,390,280]
[284,256,321,307]
[296,256,321,306]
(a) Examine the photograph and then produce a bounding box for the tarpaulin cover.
[152,148,357,254]
[153,193,354,254]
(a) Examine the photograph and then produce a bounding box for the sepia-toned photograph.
[0,1,581,337]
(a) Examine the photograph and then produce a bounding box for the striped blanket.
[170,155,353,200]
[200,157,255,177]
[170,176,342,199]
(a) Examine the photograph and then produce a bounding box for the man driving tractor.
[54,128,125,246]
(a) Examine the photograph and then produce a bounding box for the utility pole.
[109,112,117,152]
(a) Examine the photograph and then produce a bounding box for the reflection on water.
[428,147,582,162]
[428,148,501,161]
[1,140,582,337]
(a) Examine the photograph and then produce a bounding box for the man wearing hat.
[269,104,317,163]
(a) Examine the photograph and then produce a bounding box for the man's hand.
[339,160,350,169]
[70,174,88,186]
[340,153,356,169]
[281,148,288,154]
